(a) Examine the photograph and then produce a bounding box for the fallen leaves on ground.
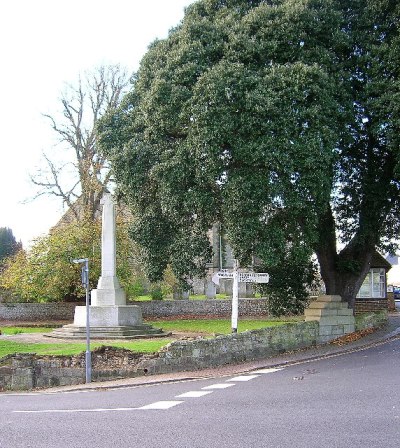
[331,328,375,346]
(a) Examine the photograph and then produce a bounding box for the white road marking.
[13,401,185,414]
[11,368,285,415]
[227,375,260,382]
[202,383,235,390]
[13,407,139,414]
[253,368,283,374]
[138,401,183,410]
[176,391,213,398]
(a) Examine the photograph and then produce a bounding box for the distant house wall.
[354,299,388,314]
[354,252,392,314]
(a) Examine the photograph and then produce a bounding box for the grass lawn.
[150,317,301,335]
[0,317,302,358]
[0,327,54,335]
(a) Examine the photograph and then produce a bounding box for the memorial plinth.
[48,193,168,340]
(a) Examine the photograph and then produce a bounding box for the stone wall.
[0,313,388,391]
[0,303,80,322]
[0,321,317,391]
[136,321,319,375]
[355,311,387,330]
[0,299,268,322]
[135,298,268,318]
[0,347,154,391]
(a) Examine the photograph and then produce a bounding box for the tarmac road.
[1,334,399,448]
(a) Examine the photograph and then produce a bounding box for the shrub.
[150,285,164,301]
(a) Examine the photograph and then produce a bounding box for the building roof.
[371,251,392,270]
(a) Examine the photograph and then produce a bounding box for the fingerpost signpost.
[212,260,269,333]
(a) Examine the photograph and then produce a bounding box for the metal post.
[232,259,239,333]
[84,259,91,383]
[72,258,91,383]
[219,223,223,269]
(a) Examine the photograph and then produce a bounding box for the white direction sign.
[212,270,269,286]
[212,270,233,285]
[238,272,270,284]
[211,263,269,333]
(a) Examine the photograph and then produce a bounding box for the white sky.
[0,0,195,247]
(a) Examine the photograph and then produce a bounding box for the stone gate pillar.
[305,295,355,343]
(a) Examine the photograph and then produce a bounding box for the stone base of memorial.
[48,303,169,339]
[48,277,169,339]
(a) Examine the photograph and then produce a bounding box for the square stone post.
[305,295,355,343]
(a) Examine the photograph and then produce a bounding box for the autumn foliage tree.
[0,219,142,302]
[0,66,144,303]
[99,0,400,311]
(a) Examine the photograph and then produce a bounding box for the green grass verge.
[0,340,171,358]
[148,318,299,335]
[1,327,54,335]
[0,317,302,358]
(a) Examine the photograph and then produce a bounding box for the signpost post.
[212,260,269,333]
[72,257,91,383]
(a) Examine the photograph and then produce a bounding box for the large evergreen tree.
[99,0,400,309]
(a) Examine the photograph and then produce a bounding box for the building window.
[357,268,386,298]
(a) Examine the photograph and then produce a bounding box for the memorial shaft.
[101,193,117,277]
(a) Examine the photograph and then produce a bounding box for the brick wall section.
[387,293,396,312]
[354,299,388,315]
[0,299,268,322]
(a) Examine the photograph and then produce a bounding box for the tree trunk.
[321,257,372,310]
[315,205,374,310]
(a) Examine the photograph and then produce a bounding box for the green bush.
[150,285,163,300]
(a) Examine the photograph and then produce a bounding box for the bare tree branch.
[30,65,131,221]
